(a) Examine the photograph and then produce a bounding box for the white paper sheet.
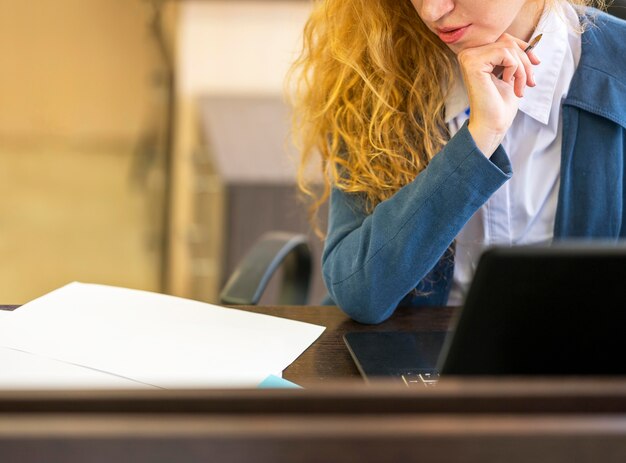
[2,307,155,388]
[0,347,155,389]
[0,282,325,388]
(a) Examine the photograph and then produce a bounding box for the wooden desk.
[240,305,454,386]
[4,305,626,462]
[1,304,453,386]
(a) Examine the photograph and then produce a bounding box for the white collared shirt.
[446,3,582,306]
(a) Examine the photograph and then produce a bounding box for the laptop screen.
[440,243,626,375]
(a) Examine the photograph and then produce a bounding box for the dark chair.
[219,231,312,305]
[608,0,626,20]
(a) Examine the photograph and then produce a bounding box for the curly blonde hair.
[288,0,607,235]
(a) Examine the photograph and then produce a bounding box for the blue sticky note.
[258,374,302,389]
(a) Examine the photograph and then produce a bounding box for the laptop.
[343,242,626,386]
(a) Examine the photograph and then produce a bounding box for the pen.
[495,33,543,79]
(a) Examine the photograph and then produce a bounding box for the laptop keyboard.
[401,371,440,387]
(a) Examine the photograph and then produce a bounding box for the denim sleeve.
[322,122,512,324]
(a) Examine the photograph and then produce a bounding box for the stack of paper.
[0,283,325,389]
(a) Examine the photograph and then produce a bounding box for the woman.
[289,0,626,323]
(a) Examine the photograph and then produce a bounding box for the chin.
[449,37,491,53]
[446,43,465,54]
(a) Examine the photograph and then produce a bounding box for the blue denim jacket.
[322,11,626,324]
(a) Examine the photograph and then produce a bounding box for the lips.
[436,25,470,44]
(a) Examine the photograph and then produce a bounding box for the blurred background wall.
[170,1,318,303]
[0,0,171,302]
[0,0,317,304]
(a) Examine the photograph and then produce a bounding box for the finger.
[513,58,527,97]
[495,36,531,93]
[497,48,526,97]
[512,44,536,87]
[499,33,541,65]
[498,49,522,92]
[500,53,515,83]
[499,33,531,51]
[527,50,541,65]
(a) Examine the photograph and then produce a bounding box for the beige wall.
[0,0,173,302]
[0,0,163,141]
[0,0,312,303]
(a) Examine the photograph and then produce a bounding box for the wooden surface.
[0,303,453,386]
[239,305,455,386]
[3,380,626,462]
[6,305,626,462]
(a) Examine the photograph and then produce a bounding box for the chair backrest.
[219,231,312,305]
[608,0,626,20]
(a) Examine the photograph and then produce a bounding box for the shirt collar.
[444,3,577,126]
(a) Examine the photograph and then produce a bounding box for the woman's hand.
[457,33,541,156]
